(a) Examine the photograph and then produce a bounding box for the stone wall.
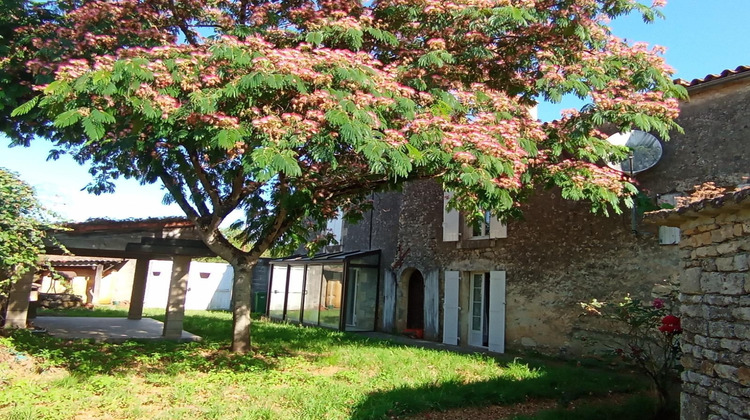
[649,188,750,420]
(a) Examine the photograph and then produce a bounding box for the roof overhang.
[270,249,381,265]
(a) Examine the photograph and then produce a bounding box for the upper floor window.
[326,212,343,245]
[471,211,492,239]
[443,191,507,242]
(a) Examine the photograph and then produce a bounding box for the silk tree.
[3,0,684,352]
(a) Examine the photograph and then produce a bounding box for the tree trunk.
[654,379,678,419]
[230,261,256,353]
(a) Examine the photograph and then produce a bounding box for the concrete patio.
[31,317,201,343]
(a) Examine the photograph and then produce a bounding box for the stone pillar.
[92,264,104,304]
[162,256,190,339]
[128,258,150,320]
[4,270,35,329]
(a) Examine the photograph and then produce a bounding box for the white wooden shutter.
[488,271,506,353]
[659,226,680,245]
[657,194,681,245]
[442,271,460,345]
[528,105,538,120]
[443,192,459,242]
[489,217,507,239]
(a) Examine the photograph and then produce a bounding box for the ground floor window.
[443,270,506,353]
[469,272,491,347]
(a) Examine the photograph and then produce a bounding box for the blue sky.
[2,0,749,222]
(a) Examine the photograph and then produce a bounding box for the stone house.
[266,66,750,356]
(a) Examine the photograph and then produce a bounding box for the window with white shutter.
[470,211,507,239]
[489,216,508,239]
[443,192,459,242]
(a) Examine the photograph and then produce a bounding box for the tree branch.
[157,169,201,223]
[167,0,199,46]
[248,174,297,258]
[237,0,250,26]
[169,147,211,217]
[186,147,222,211]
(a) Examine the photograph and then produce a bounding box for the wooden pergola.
[4,217,216,339]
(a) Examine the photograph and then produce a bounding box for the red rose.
[652,298,664,309]
[658,314,681,333]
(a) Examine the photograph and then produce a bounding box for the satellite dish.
[606,130,663,174]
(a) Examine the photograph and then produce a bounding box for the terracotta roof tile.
[645,186,750,227]
[62,216,194,233]
[674,65,750,88]
[40,255,127,265]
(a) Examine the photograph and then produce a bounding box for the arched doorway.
[406,270,424,330]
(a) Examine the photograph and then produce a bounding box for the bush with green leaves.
[0,167,60,325]
[580,295,681,415]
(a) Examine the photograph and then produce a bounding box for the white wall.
[143,260,234,310]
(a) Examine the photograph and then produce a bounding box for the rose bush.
[581,294,681,415]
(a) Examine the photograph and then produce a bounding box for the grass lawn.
[0,308,658,420]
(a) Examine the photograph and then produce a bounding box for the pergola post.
[92,263,104,304]
[127,258,150,320]
[4,270,35,329]
[162,256,191,339]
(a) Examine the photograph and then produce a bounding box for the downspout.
[629,152,638,235]
[368,192,375,250]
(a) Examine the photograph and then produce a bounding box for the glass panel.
[319,265,343,329]
[284,266,305,322]
[472,221,483,237]
[347,253,380,266]
[303,265,323,326]
[345,269,357,326]
[471,212,491,237]
[471,273,483,331]
[344,266,378,332]
[473,274,483,287]
[268,265,288,320]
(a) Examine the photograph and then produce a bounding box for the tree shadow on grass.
[350,367,654,420]
[7,310,656,419]
[6,311,379,378]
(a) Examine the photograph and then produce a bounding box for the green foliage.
[634,191,661,214]
[0,168,61,322]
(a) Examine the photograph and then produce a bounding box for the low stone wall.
[649,188,750,420]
